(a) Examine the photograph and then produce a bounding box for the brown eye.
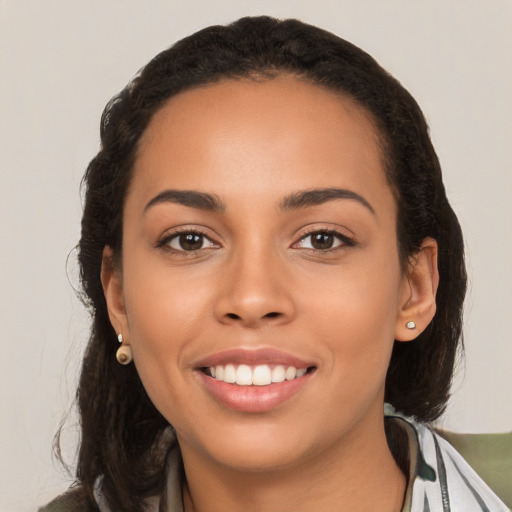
[311,233,334,249]
[294,230,354,251]
[167,232,217,252]
[179,233,204,251]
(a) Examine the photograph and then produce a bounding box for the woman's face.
[105,76,417,472]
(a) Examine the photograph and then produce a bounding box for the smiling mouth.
[201,364,317,386]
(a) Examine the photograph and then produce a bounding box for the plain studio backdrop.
[0,1,511,510]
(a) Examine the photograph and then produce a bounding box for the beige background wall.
[1,1,511,510]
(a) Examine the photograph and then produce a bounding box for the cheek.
[305,246,401,321]
[120,257,214,399]
[125,284,210,356]
[122,286,207,426]
[124,242,214,330]
[302,251,402,376]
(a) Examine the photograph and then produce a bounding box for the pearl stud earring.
[116,333,133,365]
[406,321,416,330]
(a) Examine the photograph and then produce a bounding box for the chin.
[177,414,341,474]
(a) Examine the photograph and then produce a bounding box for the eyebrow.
[144,190,226,213]
[143,187,375,216]
[280,188,375,214]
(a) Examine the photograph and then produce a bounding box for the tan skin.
[102,76,439,512]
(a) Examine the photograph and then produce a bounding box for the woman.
[42,16,507,512]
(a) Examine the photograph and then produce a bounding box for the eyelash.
[156,227,355,256]
[293,228,355,252]
[156,229,218,255]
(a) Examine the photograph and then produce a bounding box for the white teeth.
[271,365,286,383]
[224,364,236,383]
[252,365,272,386]
[285,366,297,380]
[236,364,253,385]
[209,363,309,386]
[296,368,307,377]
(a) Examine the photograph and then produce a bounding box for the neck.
[179,416,406,512]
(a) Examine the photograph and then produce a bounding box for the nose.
[213,246,296,328]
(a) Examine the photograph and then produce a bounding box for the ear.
[395,237,439,342]
[101,246,129,342]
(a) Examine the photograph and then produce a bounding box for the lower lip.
[197,371,312,413]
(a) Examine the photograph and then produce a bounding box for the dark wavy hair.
[69,15,466,511]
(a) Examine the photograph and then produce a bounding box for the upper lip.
[193,348,315,369]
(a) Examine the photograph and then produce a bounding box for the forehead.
[130,76,392,213]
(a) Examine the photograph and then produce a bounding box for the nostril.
[225,311,281,321]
